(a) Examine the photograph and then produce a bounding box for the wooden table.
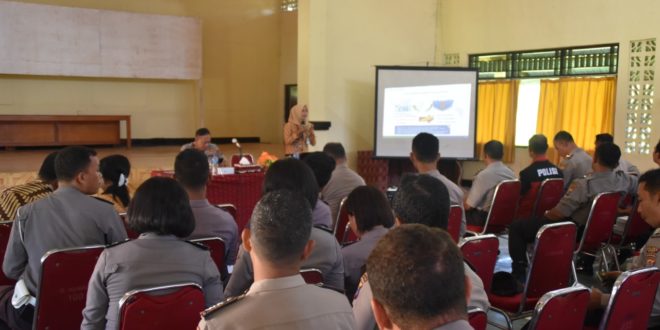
[0,115,131,148]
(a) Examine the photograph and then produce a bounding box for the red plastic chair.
[230,154,254,166]
[488,222,576,321]
[216,204,237,220]
[447,205,462,242]
[467,307,487,330]
[459,234,498,293]
[573,192,623,273]
[516,182,541,220]
[531,178,564,219]
[610,199,651,247]
[597,267,660,330]
[0,221,16,286]
[466,180,521,235]
[34,245,105,330]
[300,268,324,286]
[190,237,227,281]
[118,282,205,330]
[333,198,357,246]
[526,286,590,330]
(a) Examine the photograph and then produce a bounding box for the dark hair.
[595,133,614,144]
[655,139,660,155]
[483,140,504,160]
[553,130,574,143]
[303,152,336,189]
[175,149,209,190]
[127,177,194,237]
[344,186,394,233]
[250,190,313,264]
[594,142,621,169]
[195,128,211,137]
[263,158,319,208]
[38,152,58,182]
[99,155,131,207]
[639,168,660,196]
[528,134,549,155]
[55,146,98,182]
[412,133,439,163]
[323,143,346,160]
[393,174,450,229]
[368,225,466,327]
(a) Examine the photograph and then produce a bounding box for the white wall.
[438,0,660,174]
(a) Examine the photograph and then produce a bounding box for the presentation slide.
[374,67,478,159]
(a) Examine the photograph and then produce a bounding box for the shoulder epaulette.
[185,240,209,250]
[106,238,131,249]
[313,225,333,234]
[92,196,114,205]
[201,294,246,319]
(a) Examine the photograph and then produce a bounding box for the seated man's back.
[187,201,238,264]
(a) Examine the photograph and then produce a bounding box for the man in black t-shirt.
[520,134,563,196]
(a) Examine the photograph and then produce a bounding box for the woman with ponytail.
[95,155,132,213]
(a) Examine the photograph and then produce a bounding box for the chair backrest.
[527,286,590,330]
[598,267,660,330]
[620,200,652,245]
[231,154,254,166]
[447,205,462,242]
[216,204,237,220]
[118,213,139,239]
[520,222,577,314]
[0,221,16,286]
[482,180,521,234]
[333,198,357,245]
[576,192,622,255]
[118,283,205,330]
[532,178,564,218]
[300,268,324,286]
[467,307,487,330]
[516,181,542,220]
[190,237,227,281]
[34,245,105,330]
[459,234,499,293]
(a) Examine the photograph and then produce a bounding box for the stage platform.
[0,143,284,191]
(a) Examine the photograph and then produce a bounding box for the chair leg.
[606,244,620,271]
[571,258,579,286]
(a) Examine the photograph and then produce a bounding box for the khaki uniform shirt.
[0,180,53,221]
[81,234,223,330]
[466,162,516,211]
[199,275,355,330]
[322,164,366,224]
[559,148,593,190]
[553,171,638,226]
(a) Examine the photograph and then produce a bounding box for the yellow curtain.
[536,77,616,164]
[476,80,520,162]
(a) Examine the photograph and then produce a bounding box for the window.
[514,79,542,146]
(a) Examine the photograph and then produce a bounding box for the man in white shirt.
[322,143,366,225]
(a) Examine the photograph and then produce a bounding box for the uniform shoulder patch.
[201,294,246,319]
[566,182,579,195]
[92,196,114,205]
[185,240,210,250]
[106,238,131,249]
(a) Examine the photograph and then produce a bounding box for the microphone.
[232,138,243,158]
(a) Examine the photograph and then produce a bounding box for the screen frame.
[373,65,479,160]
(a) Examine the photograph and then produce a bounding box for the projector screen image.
[374,67,478,159]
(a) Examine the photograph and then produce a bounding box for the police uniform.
[0,186,127,330]
[199,275,355,329]
[81,234,223,330]
[342,225,388,299]
[187,199,239,265]
[424,170,467,236]
[312,199,333,230]
[465,161,516,226]
[508,170,638,277]
[224,227,345,297]
[432,320,473,330]
[615,158,640,176]
[559,147,593,190]
[352,263,490,330]
[519,158,563,196]
[322,163,366,225]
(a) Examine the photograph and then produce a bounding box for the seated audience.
[353,174,490,330]
[553,130,593,189]
[0,146,127,330]
[517,134,563,218]
[95,154,132,213]
[411,133,466,235]
[175,149,238,265]
[508,143,638,281]
[595,133,639,175]
[225,158,344,296]
[341,186,394,299]
[322,142,366,222]
[302,151,335,230]
[464,140,516,226]
[199,190,355,329]
[0,151,58,221]
[369,225,472,330]
[181,128,224,164]
[588,168,660,327]
[81,177,223,330]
